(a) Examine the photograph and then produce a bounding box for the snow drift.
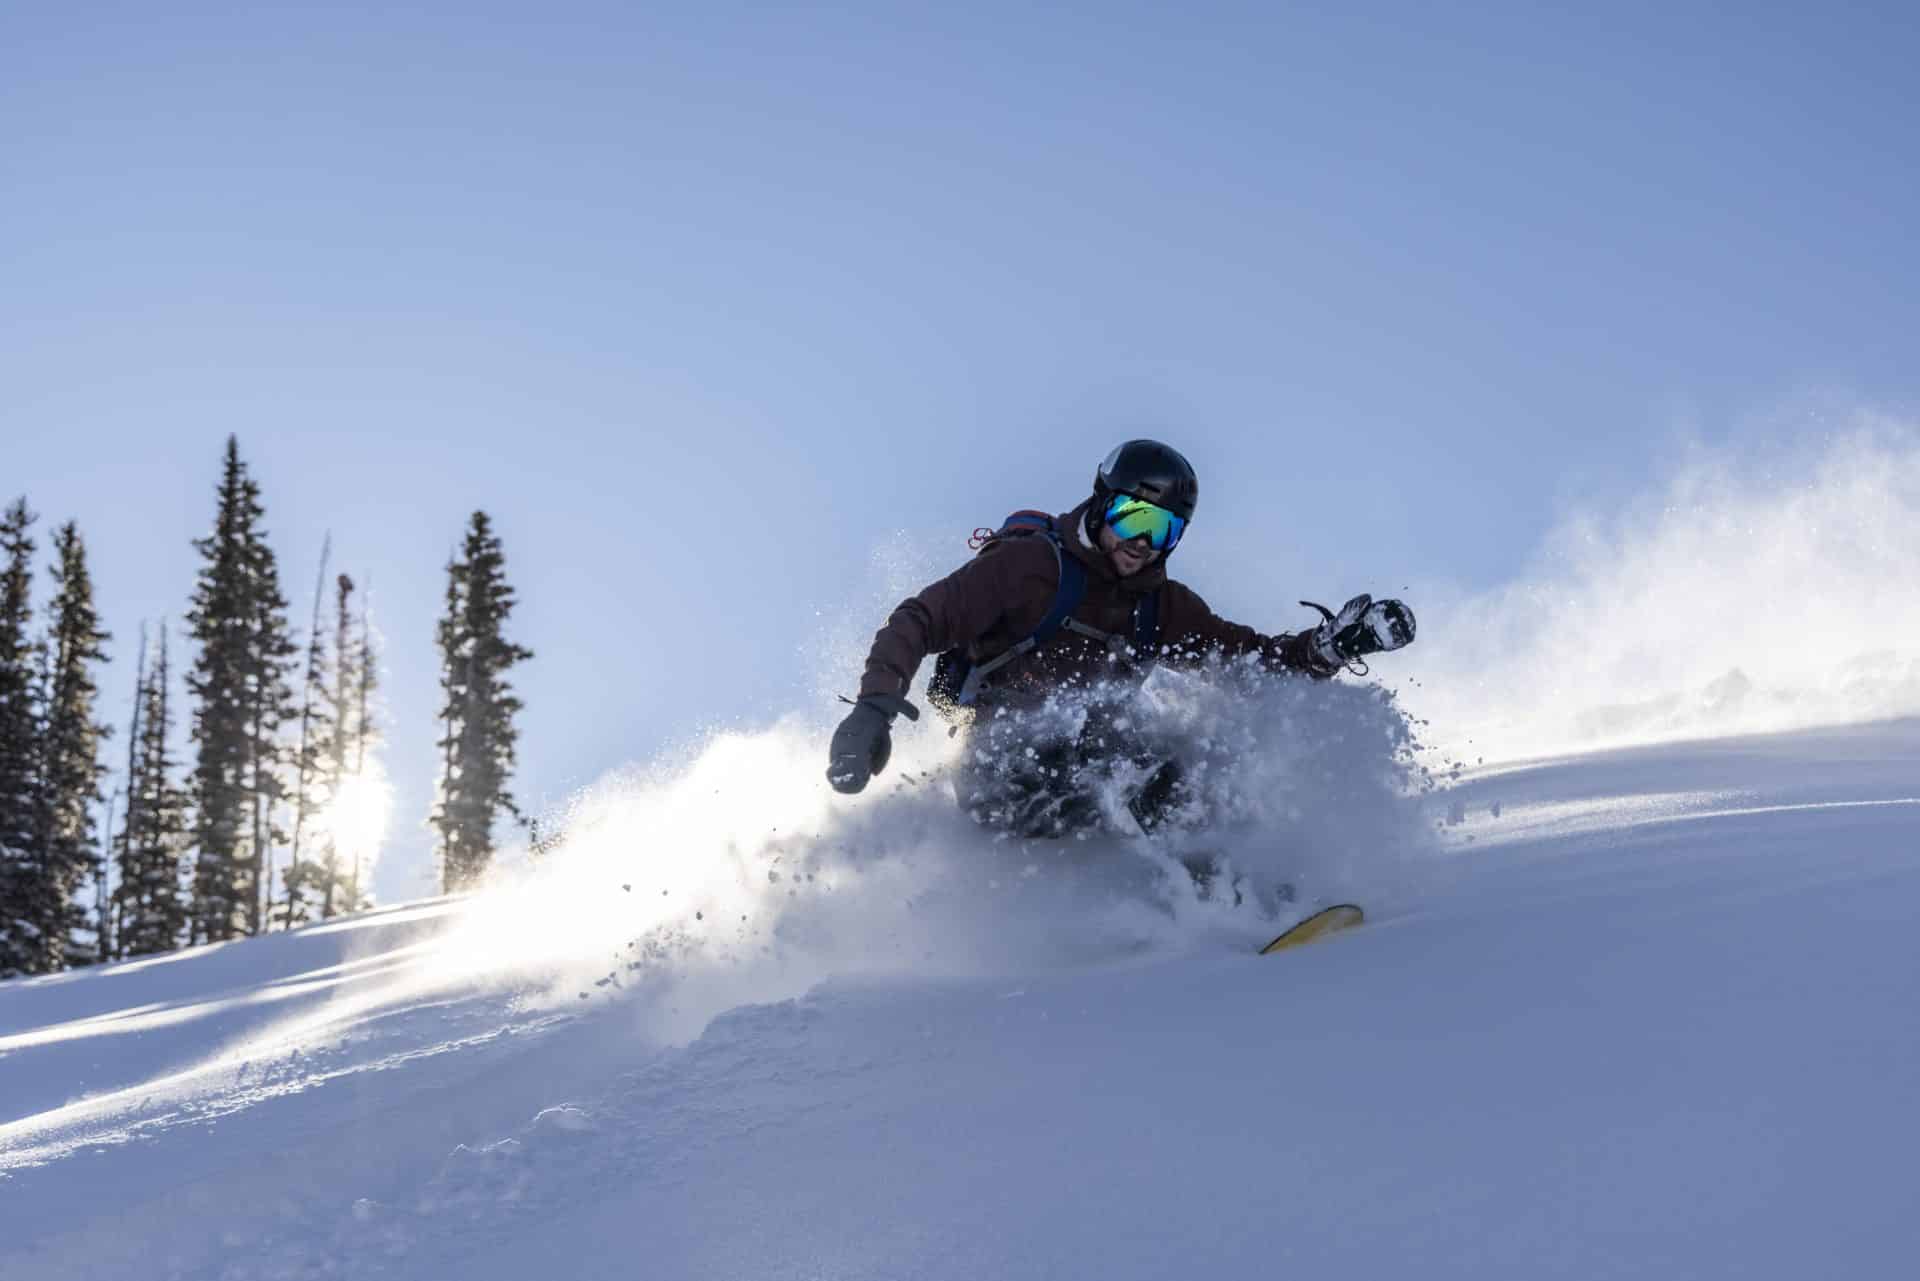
[4,413,1919,1278]
[5,718,1916,1280]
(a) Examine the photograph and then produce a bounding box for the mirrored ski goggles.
[1103,493,1187,552]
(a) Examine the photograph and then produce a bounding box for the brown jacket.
[859,500,1335,707]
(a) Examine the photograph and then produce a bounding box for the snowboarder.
[826,439,1416,836]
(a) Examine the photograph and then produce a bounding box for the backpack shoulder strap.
[1030,536,1086,644]
[998,510,1056,535]
[951,516,1085,706]
[979,510,1086,635]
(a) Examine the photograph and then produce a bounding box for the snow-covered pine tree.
[114,624,192,957]
[27,522,113,971]
[186,437,297,943]
[431,513,533,892]
[0,498,42,977]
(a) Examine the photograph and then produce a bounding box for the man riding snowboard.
[827,439,1416,838]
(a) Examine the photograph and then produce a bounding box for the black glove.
[827,694,919,795]
[1304,595,1417,670]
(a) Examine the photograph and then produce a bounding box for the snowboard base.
[1258,903,1364,955]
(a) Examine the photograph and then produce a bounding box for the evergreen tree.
[273,571,386,920]
[316,572,379,916]
[280,538,335,930]
[319,572,355,915]
[431,513,533,892]
[106,625,149,957]
[186,437,297,942]
[27,522,112,971]
[434,553,460,879]
[244,519,298,933]
[339,576,381,913]
[0,499,41,976]
[114,624,191,958]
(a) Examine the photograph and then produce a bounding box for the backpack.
[925,510,1162,719]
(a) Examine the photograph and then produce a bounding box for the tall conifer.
[280,538,335,929]
[434,553,460,877]
[319,572,354,915]
[341,578,381,912]
[28,523,112,971]
[315,572,382,916]
[186,437,296,942]
[431,513,533,892]
[0,499,41,976]
[114,625,191,957]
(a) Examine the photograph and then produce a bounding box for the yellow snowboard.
[1258,904,1364,955]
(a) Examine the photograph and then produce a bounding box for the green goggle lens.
[1103,494,1187,552]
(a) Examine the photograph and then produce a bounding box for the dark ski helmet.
[1093,439,1198,521]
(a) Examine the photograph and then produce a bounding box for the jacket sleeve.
[858,537,1059,699]
[1157,581,1339,679]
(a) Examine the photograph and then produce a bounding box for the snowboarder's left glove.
[827,693,919,795]
[1304,595,1416,672]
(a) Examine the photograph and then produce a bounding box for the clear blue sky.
[5,2,1916,898]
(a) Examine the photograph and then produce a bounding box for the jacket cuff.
[859,692,920,722]
[858,671,910,701]
[1278,630,1341,679]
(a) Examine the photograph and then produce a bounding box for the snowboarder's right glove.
[1304,594,1417,672]
[827,693,919,795]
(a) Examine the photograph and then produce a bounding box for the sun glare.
[316,769,392,889]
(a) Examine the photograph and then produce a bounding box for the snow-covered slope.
[4,717,1919,1279]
